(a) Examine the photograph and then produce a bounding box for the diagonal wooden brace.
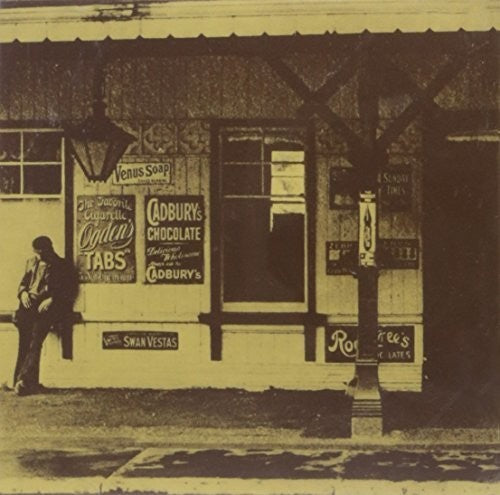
[377,40,493,150]
[265,54,370,167]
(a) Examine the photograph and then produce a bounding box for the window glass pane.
[24,132,62,162]
[223,164,261,196]
[222,136,261,163]
[271,163,304,177]
[271,150,304,163]
[223,198,304,302]
[0,165,20,193]
[24,165,61,194]
[0,133,21,162]
[271,176,304,196]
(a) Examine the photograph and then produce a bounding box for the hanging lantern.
[66,51,134,182]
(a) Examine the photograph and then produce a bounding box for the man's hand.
[20,291,32,309]
[38,297,53,313]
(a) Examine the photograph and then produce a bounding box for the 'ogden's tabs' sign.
[102,331,179,350]
[76,195,136,283]
[325,325,415,362]
[145,195,205,284]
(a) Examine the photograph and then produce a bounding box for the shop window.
[220,128,306,305]
[0,129,64,197]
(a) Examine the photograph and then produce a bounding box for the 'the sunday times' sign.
[102,331,178,350]
[144,195,205,284]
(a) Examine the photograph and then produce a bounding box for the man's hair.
[32,236,53,251]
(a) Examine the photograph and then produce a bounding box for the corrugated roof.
[0,0,498,43]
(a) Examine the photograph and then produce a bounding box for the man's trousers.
[13,307,55,388]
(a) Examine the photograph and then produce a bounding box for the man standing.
[13,236,77,396]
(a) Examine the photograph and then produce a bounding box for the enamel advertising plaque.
[76,195,136,283]
[144,195,205,284]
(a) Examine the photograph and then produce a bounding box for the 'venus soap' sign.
[112,159,173,186]
[76,195,136,283]
[145,195,205,284]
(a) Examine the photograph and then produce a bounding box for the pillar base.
[350,359,383,438]
[352,415,383,438]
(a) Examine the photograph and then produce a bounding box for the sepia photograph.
[0,1,498,494]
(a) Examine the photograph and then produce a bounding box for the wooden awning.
[0,0,498,44]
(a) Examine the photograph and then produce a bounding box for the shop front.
[0,2,496,416]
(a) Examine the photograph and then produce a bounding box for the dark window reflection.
[221,136,261,163]
[223,198,304,302]
[223,164,261,196]
[24,165,61,194]
[24,133,62,162]
[0,166,20,193]
[0,133,21,162]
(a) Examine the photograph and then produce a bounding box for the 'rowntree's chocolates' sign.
[102,331,178,350]
[325,326,415,363]
[76,195,136,283]
[145,195,204,284]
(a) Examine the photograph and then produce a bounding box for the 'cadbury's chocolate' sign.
[144,195,205,284]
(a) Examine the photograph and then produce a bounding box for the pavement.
[0,387,499,494]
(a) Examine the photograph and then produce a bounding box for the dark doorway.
[423,112,498,392]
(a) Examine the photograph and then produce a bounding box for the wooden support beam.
[298,36,376,114]
[209,121,223,361]
[265,55,369,166]
[377,40,492,150]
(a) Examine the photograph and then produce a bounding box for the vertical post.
[351,50,383,437]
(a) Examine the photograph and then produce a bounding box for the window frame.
[217,123,309,313]
[0,127,65,199]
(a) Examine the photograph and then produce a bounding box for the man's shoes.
[14,380,30,396]
[1,382,13,392]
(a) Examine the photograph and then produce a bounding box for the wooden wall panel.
[284,51,337,93]
[19,56,35,121]
[221,56,248,118]
[158,58,177,120]
[173,58,189,119]
[106,60,123,121]
[120,59,137,121]
[245,57,263,118]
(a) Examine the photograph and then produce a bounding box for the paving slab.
[99,446,500,494]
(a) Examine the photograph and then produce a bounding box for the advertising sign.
[112,157,174,186]
[326,241,357,275]
[378,239,419,269]
[359,191,377,267]
[326,239,419,273]
[379,165,412,211]
[145,195,205,284]
[76,195,136,283]
[325,325,415,363]
[329,167,357,209]
[102,331,178,350]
